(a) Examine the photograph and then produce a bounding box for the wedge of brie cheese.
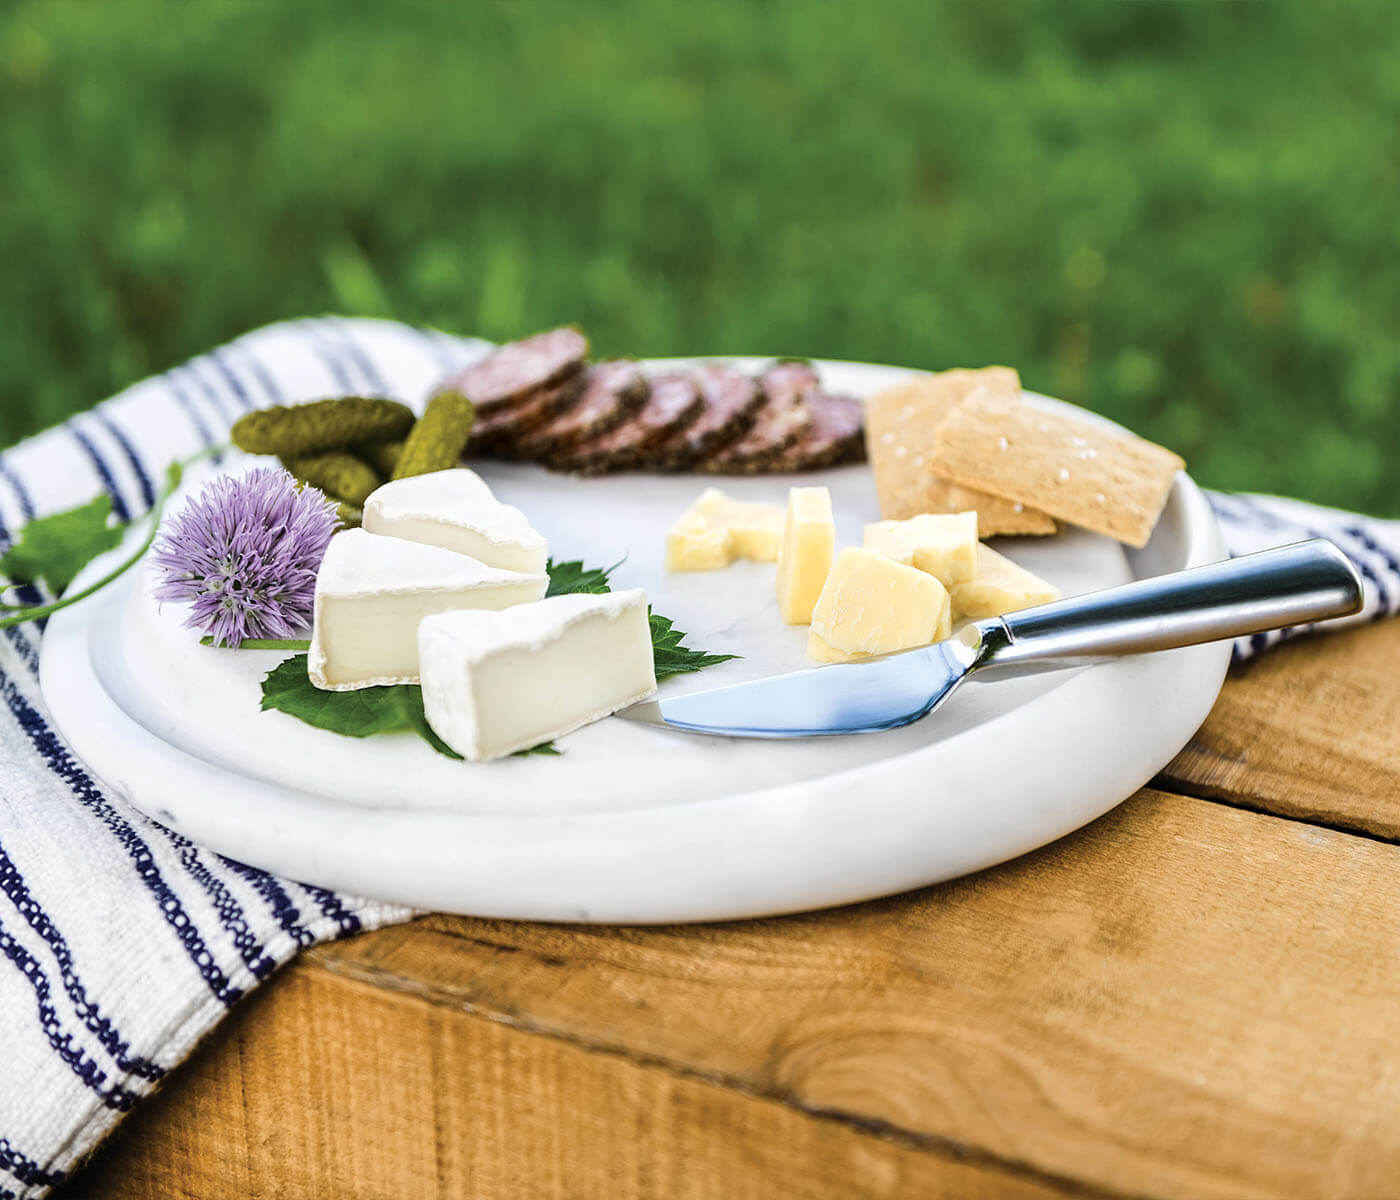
[775,486,835,624]
[362,468,548,575]
[807,548,950,663]
[862,511,979,588]
[418,589,658,761]
[951,544,1060,621]
[308,529,547,690]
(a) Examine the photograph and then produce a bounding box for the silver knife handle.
[978,538,1364,668]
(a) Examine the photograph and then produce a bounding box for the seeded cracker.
[929,392,1185,548]
[864,370,1056,537]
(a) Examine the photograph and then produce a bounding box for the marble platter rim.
[39,358,1230,923]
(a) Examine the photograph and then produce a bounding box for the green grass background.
[2,1,1397,512]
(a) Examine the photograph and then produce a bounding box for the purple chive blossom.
[151,467,340,647]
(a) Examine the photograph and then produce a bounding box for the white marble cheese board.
[39,359,1229,922]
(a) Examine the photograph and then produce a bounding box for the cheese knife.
[619,539,1363,738]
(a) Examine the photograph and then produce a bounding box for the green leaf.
[545,556,616,596]
[649,612,738,681]
[0,457,196,630]
[260,655,464,760]
[514,741,561,757]
[546,555,737,680]
[0,494,123,593]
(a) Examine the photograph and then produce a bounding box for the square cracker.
[864,369,1056,537]
[929,392,1184,548]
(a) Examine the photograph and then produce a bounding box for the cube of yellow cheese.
[807,548,951,662]
[805,630,875,664]
[666,488,785,571]
[862,511,980,588]
[951,544,1060,620]
[775,486,835,624]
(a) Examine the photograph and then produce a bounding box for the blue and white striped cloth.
[0,317,1396,1197]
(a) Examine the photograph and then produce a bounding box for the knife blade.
[620,631,982,738]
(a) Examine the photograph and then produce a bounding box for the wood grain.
[58,963,1073,1200]
[64,787,1400,1200]
[1160,620,1400,836]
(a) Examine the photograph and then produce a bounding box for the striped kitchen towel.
[1207,490,1400,659]
[0,317,1396,1197]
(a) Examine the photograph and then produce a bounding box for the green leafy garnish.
[0,494,123,595]
[0,460,192,629]
[260,656,463,759]
[545,556,617,596]
[259,655,543,759]
[0,445,226,628]
[650,612,738,681]
[261,553,737,761]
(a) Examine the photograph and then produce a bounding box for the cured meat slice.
[553,373,703,475]
[646,364,764,470]
[758,359,821,403]
[698,361,816,473]
[514,361,649,459]
[467,372,585,453]
[770,390,866,471]
[438,326,589,411]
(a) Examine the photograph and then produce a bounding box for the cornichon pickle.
[392,394,475,479]
[285,451,380,508]
[232,397,415,457]
[334,502,363,529]
[359,438,406,478]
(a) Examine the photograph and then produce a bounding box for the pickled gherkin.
[232,397,415,457]
[285,451,381,508]
[334,502,363,529]
[287,476,362,530]
[392,394,475,479]
[360,438,405,478]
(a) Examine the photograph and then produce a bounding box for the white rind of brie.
[308,529,547,691]
[418,589,658,762]
[362,468,548,575]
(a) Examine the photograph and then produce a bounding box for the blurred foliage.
[1,1,1398,511]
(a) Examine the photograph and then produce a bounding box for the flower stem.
[0,444,225,629]
[199,636,311,650]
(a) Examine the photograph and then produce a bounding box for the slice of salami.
[438,326,589,411]
[553,372,703,475]
[514,361,649,459]
[759,359,821,402]
[698,361,816,473]
[770,390,866,471]
[646,364,764,470]
[467,371,586,453]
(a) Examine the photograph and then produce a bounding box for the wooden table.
[60,621,1400,1199]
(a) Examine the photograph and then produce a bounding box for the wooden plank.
[58,963,1073,1200]
[63,787,1400,1200]
[1160,620,1400,836]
